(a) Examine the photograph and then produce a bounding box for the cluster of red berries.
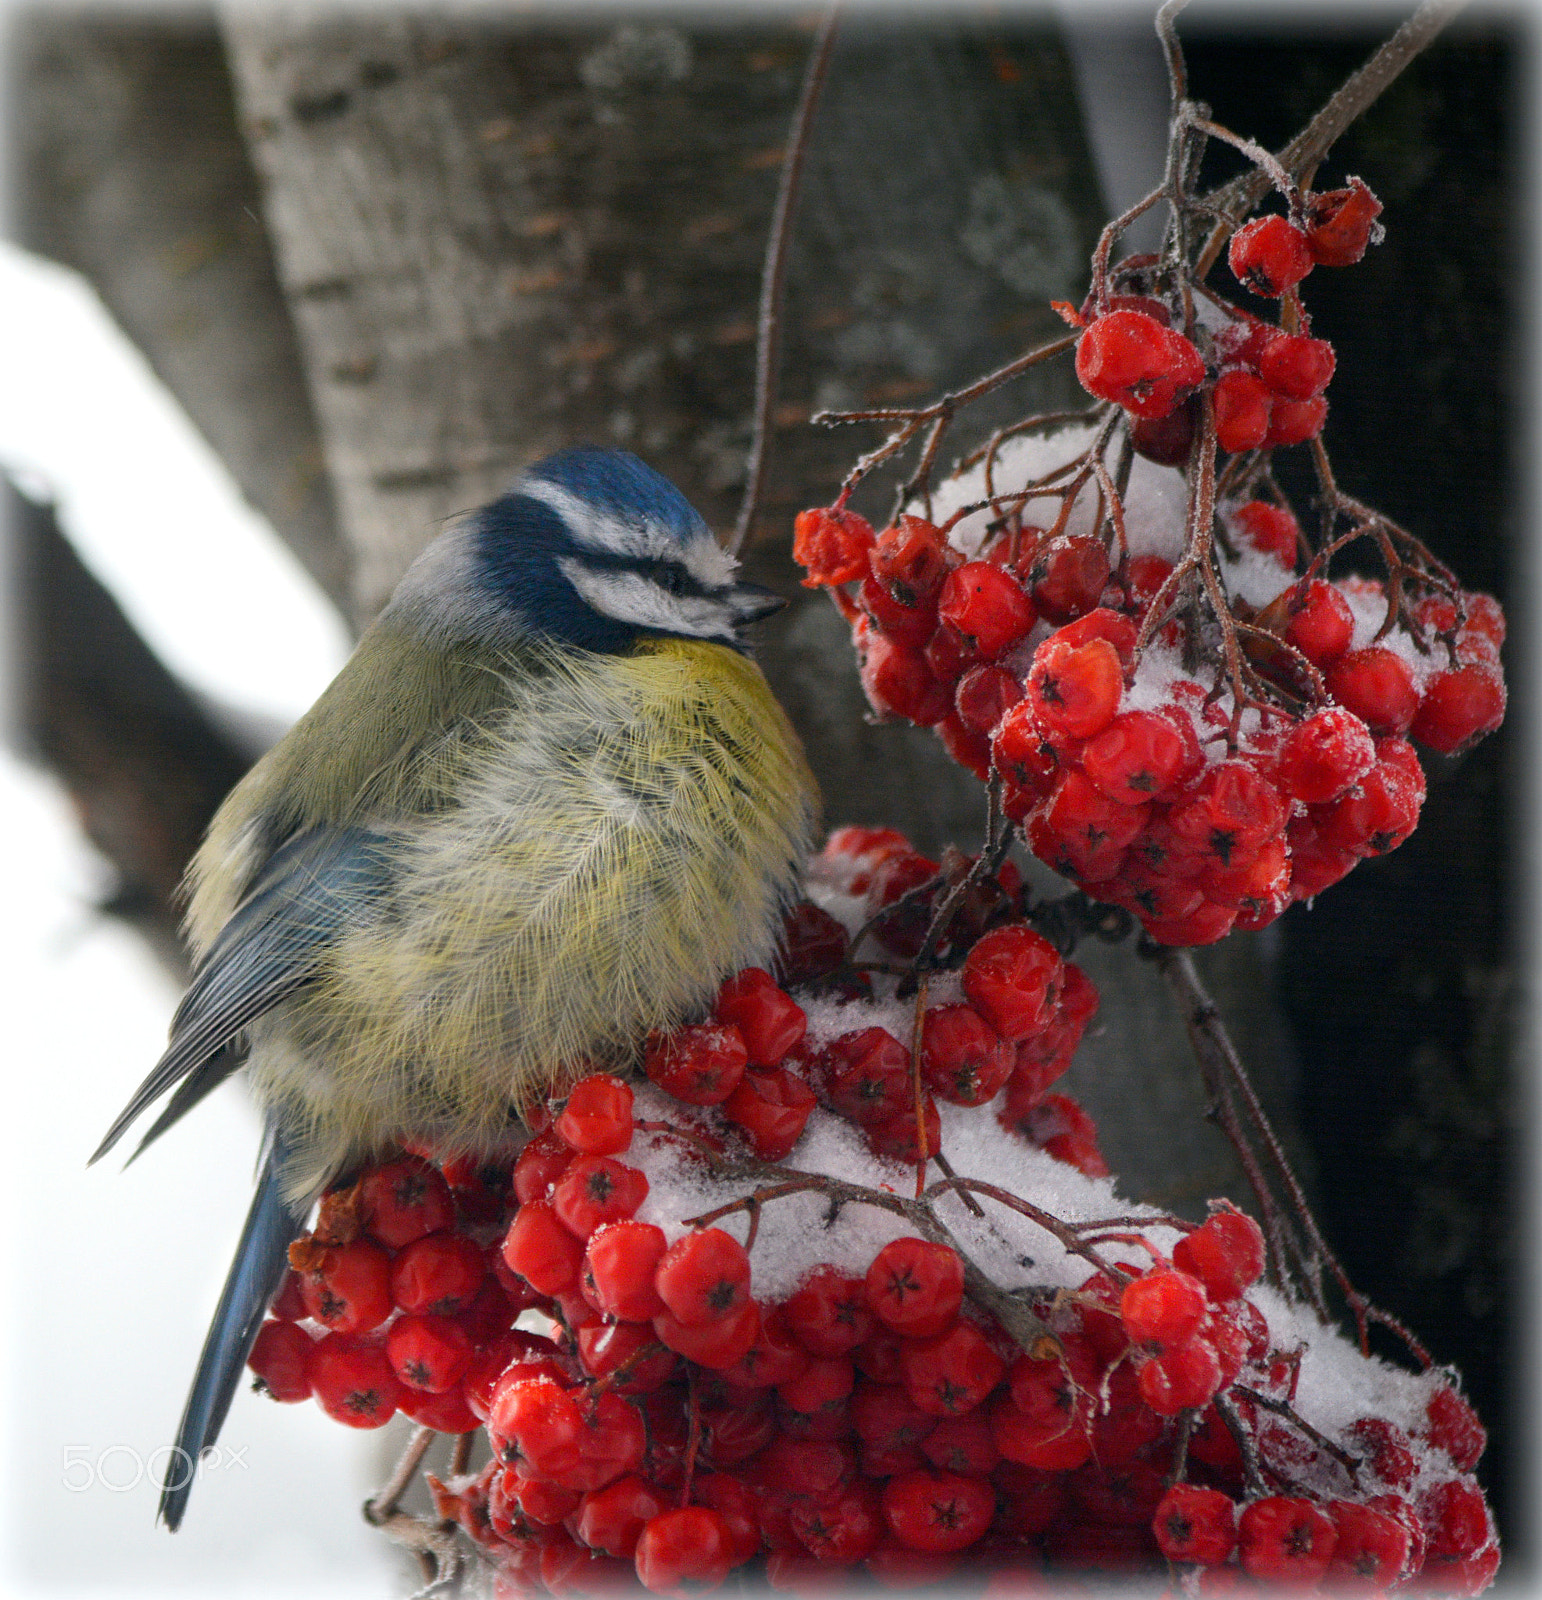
[793,492,1506,944]
[246,1051,1498,1596]
[1069,179,1383,462]
[804,827,1105,1175]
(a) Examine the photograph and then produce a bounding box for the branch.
[731,7,840,556]
[1196,1,1467,272]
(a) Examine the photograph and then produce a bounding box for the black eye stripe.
[573,549,711,599]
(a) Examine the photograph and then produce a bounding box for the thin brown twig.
[731,6,839,556]
[365,1425,435,1526]
[1233,1384,1363,1479]
[1155,946,1433,1366]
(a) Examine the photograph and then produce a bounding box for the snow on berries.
[246,835,1497,1592]
[799,421,1505,945]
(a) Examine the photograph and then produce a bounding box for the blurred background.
[0,2,1526,1593]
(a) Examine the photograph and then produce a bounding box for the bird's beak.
[729,581,789,623]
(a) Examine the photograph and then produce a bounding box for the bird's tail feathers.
[158,1127,304,1531]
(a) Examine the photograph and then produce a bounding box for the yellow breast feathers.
[242,637,817,1185]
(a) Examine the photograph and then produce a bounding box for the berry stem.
[1231,1384,1364,1479]
[363,1425,464,1591]
[814,332,1078,508]
[1214,1393,1270,1500]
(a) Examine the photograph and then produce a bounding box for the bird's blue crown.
[469,447,755,653]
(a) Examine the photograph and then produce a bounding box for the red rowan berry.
[1166,760,1287,871]
[399,1383,477,1435]
[1258,332,1336,399]
[1326,647,1420,735]
[1213,369,1273,454]
[1130,399,1197,465]
[553,1158,649,1241]
[1028,534,1113,623]
[1281,579,1355,665]
[954,663,1023,736]
[1305,178,1383,266]
[864,1238,964,1338]
[1083,708,1200,804]
[502,1199,584,1294]
[870,515,953,607]
[715,968,807,1066]
[248,1319,314,1402]
[583,1220,668,1321]
[1138,1337,1224,1414]
[961,924,1064,1042]
[1422,1478,1493,1560]
[794,505,875,588]
[1232,500,1300,565]
[1172,1207,1266,1300]
[1263,394,1328,448]
[776,900,848,986]
[635,1506,737,1594]
[822,1027,912,1125]
[1123,551,1177,610]
[308,1333,404,1428]
[860,571,936,647]
[1229,215,1314,297]
[784,1268,876,1357]
[865,1096,941,1165]
[1153,1484,1238,1565]
[555,1074,634,1156]
[859,630,953,726]
[645,1021,748,1106]
[900,1321,1006,1417]
[937,562,1036,659]
[385,1313,473,1394]
[1326,1500,1413,1587]
[790,1479,884,1564]
[1023,1092,1109,1175]
[1316,761,1422,857]
[575,1319,677,1394]
[723,1303,809,1390]
[299,1239,394,1333]
[920,1004,1014,1107]
[1027,634,1123,744]
[653,1298,761,1370]
[1121,1268,1208,1349]
[724,1067,817,1159]
[656,1229,752,1326]
[390,1229,486,1316]
[1426,1383,1487,1471]
[1238,1496,1337,1584]
[1275,705,1377,804]
[1075,310,1204,419]
[881,1469,994,1553]
[359,1156,456,1248]
[1411,663,1506,753]
[513,1128,574,1205]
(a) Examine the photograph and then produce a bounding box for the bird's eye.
[659,565,690,597]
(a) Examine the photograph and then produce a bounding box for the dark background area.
[1182,15,1525,1556]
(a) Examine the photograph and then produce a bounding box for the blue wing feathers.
[157,1127,305,1531]
[90,827,393,1166]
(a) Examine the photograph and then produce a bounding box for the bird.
[91,446,819,1529]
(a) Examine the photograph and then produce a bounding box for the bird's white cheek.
[556,557,732,640]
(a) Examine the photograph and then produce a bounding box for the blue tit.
[91,446,818,1528]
